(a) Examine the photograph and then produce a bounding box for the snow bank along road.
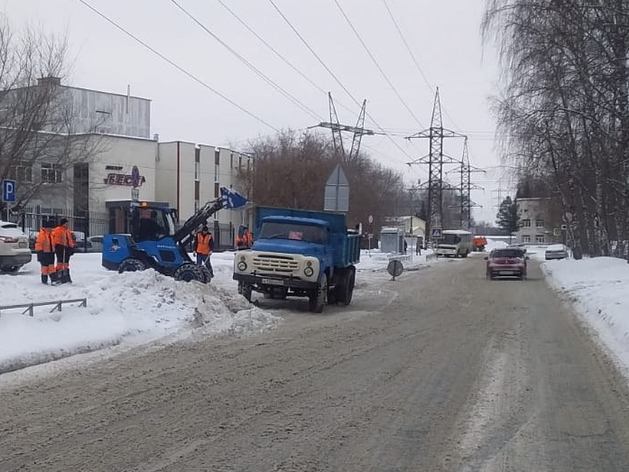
[2,257,629,471]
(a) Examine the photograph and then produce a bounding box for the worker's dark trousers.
[55,246,72,283]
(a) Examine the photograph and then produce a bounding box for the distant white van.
[437,230,473,258]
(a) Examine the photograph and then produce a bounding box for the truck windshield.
[259,222,328,244]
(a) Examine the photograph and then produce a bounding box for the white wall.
[155,141,178,211]
[89,136,157,214]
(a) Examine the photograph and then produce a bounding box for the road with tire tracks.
[2,256,629,471]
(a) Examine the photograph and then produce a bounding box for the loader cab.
[102,201,188,273]
[130,203,177,243]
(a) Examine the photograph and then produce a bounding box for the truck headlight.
[304,266,314,277]
[237,261,247,271]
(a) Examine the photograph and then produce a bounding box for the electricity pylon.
[406,88,465,243]
[448,138,484,230]
[314,92,374,161]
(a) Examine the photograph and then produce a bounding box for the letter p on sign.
[2,179,16,203]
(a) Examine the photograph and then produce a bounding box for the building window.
[230,153,233,169]
[239,155,242,168]
[521,219,531,227]
[194,161,200,181]
[195,147,200,163]
[194,201,199,212]
[195,181,200,200]
[41,163,63,183]
[522,235,531,243]
[536,234,545,243]
[214,182,219,198]
[214,149,220,165]
[10,165,33,183]
[536,219,544,228]
[214,164,218,182]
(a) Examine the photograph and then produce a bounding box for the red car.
[485,248,528,280]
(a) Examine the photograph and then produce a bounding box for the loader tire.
[118,258,147,273]
[201,266,213,283]
[174,263,206,283]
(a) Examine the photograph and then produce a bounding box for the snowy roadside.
[0,253,279,374]
[543,257,629,374]
[0,248,438,374]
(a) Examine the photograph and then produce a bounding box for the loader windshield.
[132,206,176,242]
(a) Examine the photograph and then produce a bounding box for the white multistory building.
[6,79,250,248]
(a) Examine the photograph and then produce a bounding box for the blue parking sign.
[2,179,16,203]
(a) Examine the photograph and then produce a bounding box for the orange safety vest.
[52,226,75,248]
[35,229,55,253]
[196,233,213,255]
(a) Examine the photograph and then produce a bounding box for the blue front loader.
[102,187,248,283]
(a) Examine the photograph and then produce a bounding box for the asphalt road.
[2,256,629,471]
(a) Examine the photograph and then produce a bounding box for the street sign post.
[2,179,16,203]
[324,164,349,212]
[2,179,16,221]
[387,259,404,281]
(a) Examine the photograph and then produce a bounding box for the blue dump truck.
[232,206,361,313]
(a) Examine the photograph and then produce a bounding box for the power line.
[330,0,423,128]
[213,0,359,119]
[380,0,462,132]
[266,0,415,164]
[74,0,279,132]
[170,0,323,121]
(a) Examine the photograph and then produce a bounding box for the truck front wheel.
[238,281,252,302]
[338,267,356,306]
[309,273,328,313]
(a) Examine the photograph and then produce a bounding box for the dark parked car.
[485,248,529,280]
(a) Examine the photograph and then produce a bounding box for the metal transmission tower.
[449,138,484,230]
[314,93,375,161]
[406,88,465,243]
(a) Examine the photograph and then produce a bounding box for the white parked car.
[0,220,32,273]
[545,244,569,260]
[87,235,104,252]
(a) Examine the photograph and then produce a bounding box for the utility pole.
[406,88,466,244]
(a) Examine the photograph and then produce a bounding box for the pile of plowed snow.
[0,255,279,373]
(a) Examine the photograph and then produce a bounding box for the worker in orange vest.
[236,226,253,250]
[193,226,214,266]
[52,218,75,284]
[35,219,58,285]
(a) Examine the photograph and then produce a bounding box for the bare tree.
[483,0,629,260]
[0,18,105,219]
[241,129,409,233]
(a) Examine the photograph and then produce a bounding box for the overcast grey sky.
[5,0,513,223]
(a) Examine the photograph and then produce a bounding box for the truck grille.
[252,255,299,274]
